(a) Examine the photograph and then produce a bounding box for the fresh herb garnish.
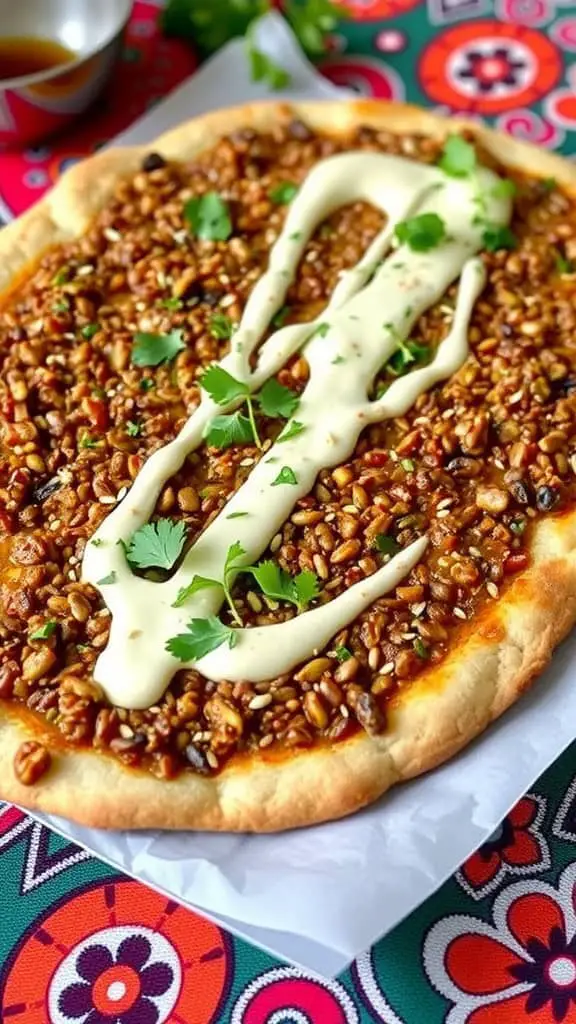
[315,322,330,337]
[247,561,319,612]
[277,420,305,443]
[413,638,429,659]
[226,511,249,519]
[271,466,298,486]
[52,299,70,314]
[97,572,117,585]
[332,354,345,365]
[79,435,100,449]
[272,305,291,328]
[132,329,186,367]
[166,616,238,662]
[126,420,142,438]
[257,379,299,419]
[555,253,574,274]
[388,338,429,376]
[395,212,446,252]
[209,313,235,339]
[159,297,183,310]
[335,645,352,662]
[139,378,155,392]
[127,519,187,571]
[491,178,517,199]
[81,323,100,339]
[401,458,415,472]
[184,191,232,241]
[52,266,71,286]
[30,621,57,641]
[204,411,255,449]
[90,538,103,547]
[542,177,556,192]
[374,534,400,557]
[172,540,246,625]
[200,365,261,448]
[247,40,290,90]
[269,181,298,205]
[510,518,527,535]
[482,224,517,252]
[438,136,476,178]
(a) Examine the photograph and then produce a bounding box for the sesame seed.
[468,546,482,558]
[454,607,467,619]
[67,570,77,581]
[119,724,134,739]
[325,512,336,522]
[509,389,523,404]
[49,519,61,531]
[411,601,427,616]
[221,294,236,308]
[401,632,417,640]
[249,693,273,710]
[436,497,454,510]
[99,495,116,505]
[192,731,203,742]
[441,408,456,419]
[116,486,128,502]
[259,734,274,748]
[77,264,94,276]
[436,509,451,519]
[239,457,255,467]
[103,227,121,242]
[339,704,350,718]
[486,581,499,598]
[494,459,505,470]
[342,504,359,514]
[381,661,395,675]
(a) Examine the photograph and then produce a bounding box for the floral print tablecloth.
[2,1,576,1021]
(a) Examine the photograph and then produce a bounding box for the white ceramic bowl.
[0,0,133,147]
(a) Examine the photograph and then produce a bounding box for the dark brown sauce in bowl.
[0,36,75,81]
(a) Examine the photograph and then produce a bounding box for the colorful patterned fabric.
[1,1,576,1020]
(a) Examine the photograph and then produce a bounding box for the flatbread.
[0,100,575,832]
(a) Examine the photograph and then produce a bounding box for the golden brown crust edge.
[0,99,575,832]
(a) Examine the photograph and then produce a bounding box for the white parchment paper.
[30,12,576,977]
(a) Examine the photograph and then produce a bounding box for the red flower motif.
[457,795,550,900]
[423,863,576,1023]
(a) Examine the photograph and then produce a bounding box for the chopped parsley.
[374,534,400,557]
[226,511,249,519]
[332,354,345,365]
[90,538,103,547]
[491,178,517,199]
[97,572,117,585]
[52,266,71,286]
[139,378,155,392]
[172,540,246,625]
[166,616,238,662]
[52,299,70,314]
[277,420,305,443]
[200,365,261,449]
[388,338,429,376]
[269,181,299,205]
[335,645,352,662]
[81,323,100,339]
[555,253,574,274]
[159,297,183,311]
[184,191,232,241]
[79,435,100,449]
[401,458,415,472]
[413,638,429,659]
[395,212,446,252]
[438,135,476,178]
[30,621,57,641]
[271,466,298,486]
[126,420,142,438]
[246,37,290,90]
[246,561,319,613]
[272,305,291,328]
[315,322,330,338]
[127,519,187,571]
[132,329,186,367]
[209,313,235,339]
[542,177,556,192]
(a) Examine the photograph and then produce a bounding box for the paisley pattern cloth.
[1,1,576,1021]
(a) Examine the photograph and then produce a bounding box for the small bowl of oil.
[0,0,133,148]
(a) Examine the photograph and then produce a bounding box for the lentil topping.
[1,118,575,784]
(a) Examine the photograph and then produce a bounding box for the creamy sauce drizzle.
[82,151,511,709]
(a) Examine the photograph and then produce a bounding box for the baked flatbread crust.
[1,100,575,832]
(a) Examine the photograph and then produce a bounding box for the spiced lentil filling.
[1,119,575,786]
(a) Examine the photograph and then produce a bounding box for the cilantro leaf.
[126,420,141,438]
[375,534,400,557]
[127,519,187,571]
[388,339,429,376]
[491,178,517,199]
[401,458,415,472]
[30,621,57,641]
[184,192,232,241]
[271,466,298,486]
[173,575,220,608]
[285,0,344,57]
[482,224,517,252]
[542,177,556,192]
[315,322,330,337]
[257,379,299,419]
[200,365,248,405]
[395,213,446,252]
[269,181,298,204]
[414,638,429,659]
[277,420,305,443]
[166,616,238,662]
[81,323,100,339]
[132,329,186,367]
[247,43,290,90]
[438,136,476,178]
[159,297,183,310]
[203,411,255,449]
[209,313,235,340]
[246,560,319,611]
[556,253,574,274]
[79,435,100,449]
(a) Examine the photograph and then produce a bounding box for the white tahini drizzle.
[82,150,512,709]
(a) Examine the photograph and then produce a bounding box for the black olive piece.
[141,152,166,173]
[555,378,576,396]
[31,477,61,505]
[536,486,559,512]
